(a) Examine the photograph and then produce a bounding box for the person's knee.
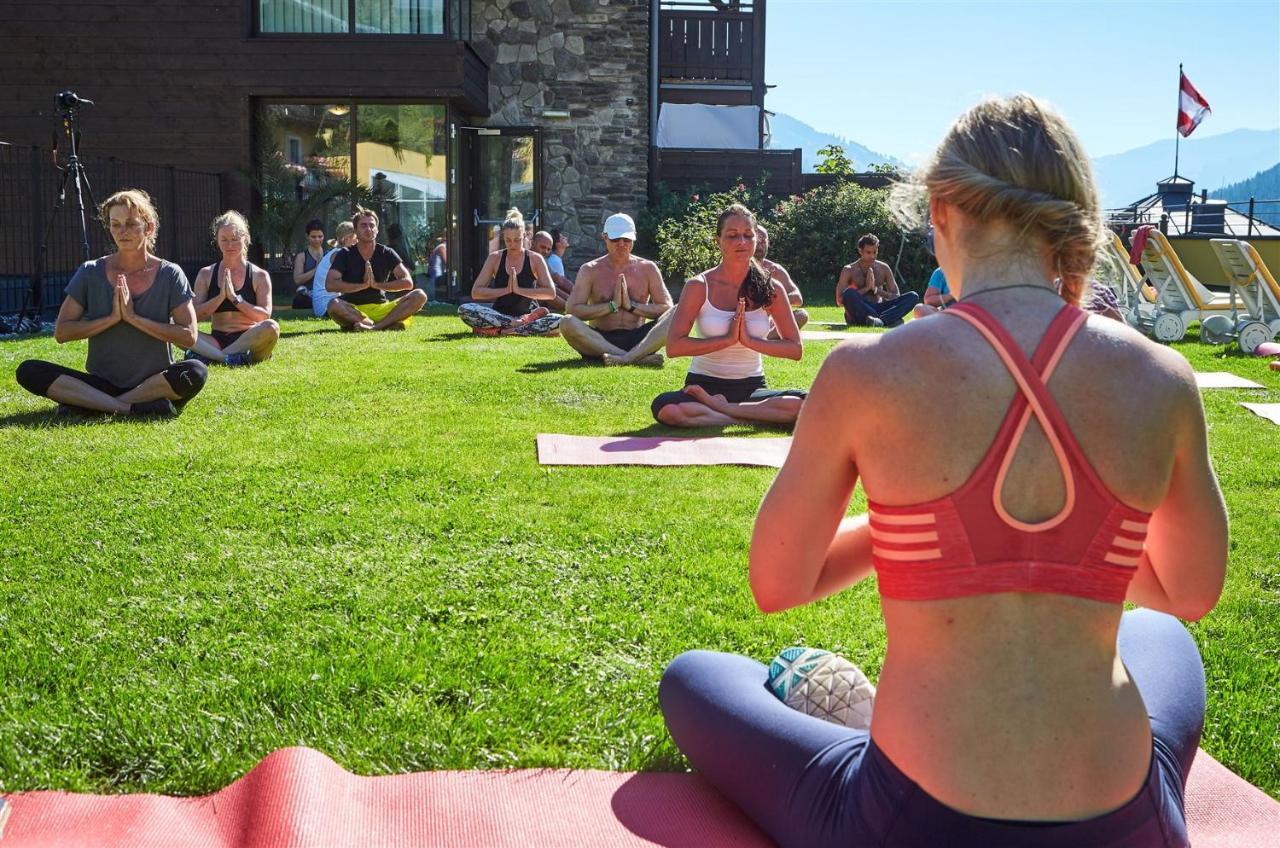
[560,315,587,338]
[655,403,685,426]
[261,319,280,339]
[793,309,810,328]
[166,359,208,400]
[15,360,56,397]
[406,289,428,308]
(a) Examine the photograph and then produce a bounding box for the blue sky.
[765,0,1280,162]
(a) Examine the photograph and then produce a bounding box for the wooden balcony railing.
[659,1,763,84]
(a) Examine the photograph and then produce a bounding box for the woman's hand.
[116,275,137,325]
[508,266,519,293]
[731,297,746,342]
[220,267,235,302]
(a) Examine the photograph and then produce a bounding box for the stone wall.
[470,0,650,268]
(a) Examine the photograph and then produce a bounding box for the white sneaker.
[766,647,876,730]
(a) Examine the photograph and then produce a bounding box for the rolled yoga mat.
[3,746,1277,847]
[536,433,792,468]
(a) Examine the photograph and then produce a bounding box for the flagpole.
[1174,63,1182,179]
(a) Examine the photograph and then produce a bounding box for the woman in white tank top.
[651,204,806,427]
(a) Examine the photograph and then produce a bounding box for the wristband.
[608,301,618,313]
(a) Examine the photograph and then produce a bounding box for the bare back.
[825,291,1208,819]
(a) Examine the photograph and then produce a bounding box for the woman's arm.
[1126,364,1228,621]
[192,267,222,321]
[469,252,505,301]
[665,279,736,358]
[293,251,315,285]
[523,253,560,301]
[53,293,118,343]
[124,292,198,349]
[740,282,802,360]
[232,268,273,321]
[750,343,870,612]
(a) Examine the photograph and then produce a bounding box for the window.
[259,0,445,35]
[256,102,448,273]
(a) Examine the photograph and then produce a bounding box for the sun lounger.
[1138,230,1235,341]
[1208,238,1280,353]
[1101,232,1157,330]
[3,746,1277,847]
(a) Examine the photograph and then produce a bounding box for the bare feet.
[351,319,375,332]
[513,306,550,326]
[604,352,664,367]
[386,321,407,331]
[684,384,730,412]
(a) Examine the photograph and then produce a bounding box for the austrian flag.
[1178,72,1212,138]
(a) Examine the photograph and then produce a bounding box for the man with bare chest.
[560,213,674,366]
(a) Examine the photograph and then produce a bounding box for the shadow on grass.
[610,422,782,437]
[279,327,341,340]
[428,331,479,342]
[517,358,595,374]
[0,408,143,429]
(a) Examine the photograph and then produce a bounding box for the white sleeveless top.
[689,288,772,379]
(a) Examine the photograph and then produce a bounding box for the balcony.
[658,0,764,92]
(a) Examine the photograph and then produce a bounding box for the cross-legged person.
[560,213,673,366]
[836,233,920,327]
[187,211,279,366]
[458,208,562,337]
[324,207,427,331]
[652,204,805,427]
[754,223,809,337]
[15,189,206,418]
[912,266,957,318]
[659,95,1227,848]
[531,230,572,312]
[310,221,357,319]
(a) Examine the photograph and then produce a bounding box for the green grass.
[0,306,1276,798]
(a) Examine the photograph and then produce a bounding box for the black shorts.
[15,359,208,405]
[651,372,807,421]
[595,322,656,355]
[210,328,245,349]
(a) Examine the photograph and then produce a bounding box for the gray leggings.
[457,302,562,336]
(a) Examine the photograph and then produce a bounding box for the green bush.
[654,181,778,291]
[768,182,934,303]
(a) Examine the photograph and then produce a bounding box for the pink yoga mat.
[3,747,1276,847]
[536,434,792,467]
[1194,371,1265,389]
[1242,403,1280,426]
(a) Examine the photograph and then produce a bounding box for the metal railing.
[0,143,225,318]
[1104,197,1280,239]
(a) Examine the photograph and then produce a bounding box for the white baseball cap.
[602,213,637,241]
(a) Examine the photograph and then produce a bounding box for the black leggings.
[16,359,208,405]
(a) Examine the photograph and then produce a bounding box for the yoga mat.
[3,747,1276,847]
[1242,403,1280,426]
[537,433,792,468]
[1195,371,1265,389]
[800,330,857,341]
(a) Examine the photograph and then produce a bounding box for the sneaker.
[864,316,885,328]
[766,647,876,730]
[183,349,214,364]
[54,404,106,419]
[223,351,253,368]
[130,399,178,419]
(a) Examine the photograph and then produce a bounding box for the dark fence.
[659,1,760,82]
[653,147,802,197]
[0,143,225,318]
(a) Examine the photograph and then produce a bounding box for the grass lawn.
[0,305,1276,799]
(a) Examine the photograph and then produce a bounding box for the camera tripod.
[16,91,98,332]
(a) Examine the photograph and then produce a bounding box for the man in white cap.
[560,212,673,366]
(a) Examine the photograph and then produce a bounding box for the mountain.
[1211,163,1280,226]
[1091,128,1280,208]
[767,112,901,173]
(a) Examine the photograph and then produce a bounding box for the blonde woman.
[458,208,562,336]
[660,96,1226,846]
[188,211,279,365]
[310,220,356,318]
[15,189,206,417]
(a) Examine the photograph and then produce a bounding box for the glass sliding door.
[463,129,540,285]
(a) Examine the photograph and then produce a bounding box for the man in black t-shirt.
[324,208,427,331]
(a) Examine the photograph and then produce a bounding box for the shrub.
[768,181,933,303]
[653,181,778,289]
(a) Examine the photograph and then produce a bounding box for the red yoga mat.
[536,434,792,468]
[3,746,1277,847]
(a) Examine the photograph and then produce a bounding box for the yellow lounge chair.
[1100,232,1157,330]
[1138,230,1234,342]
[1208,238,1280,353]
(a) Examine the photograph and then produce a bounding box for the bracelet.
[608,301,618,313]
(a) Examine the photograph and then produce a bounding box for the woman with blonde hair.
[15,189,206,417]
[187,210,279,366]
[310,220,357,318]
[660,95,1226,846]
[458,208,562,336]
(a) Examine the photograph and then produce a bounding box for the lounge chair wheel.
[1237,321,1275,355]
[1200,314,1234,345]
[1152,312,1186,343]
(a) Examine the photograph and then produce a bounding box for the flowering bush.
[652,181,778,289]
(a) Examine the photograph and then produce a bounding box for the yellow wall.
[356,142,447,184]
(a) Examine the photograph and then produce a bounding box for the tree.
[814,145,855,177]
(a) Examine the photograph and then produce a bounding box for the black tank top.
[491,249,537,316]
[207,261,260,313]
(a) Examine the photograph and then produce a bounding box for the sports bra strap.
[945,302,1089,533]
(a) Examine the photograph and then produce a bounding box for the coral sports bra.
[868,302,1150,604]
